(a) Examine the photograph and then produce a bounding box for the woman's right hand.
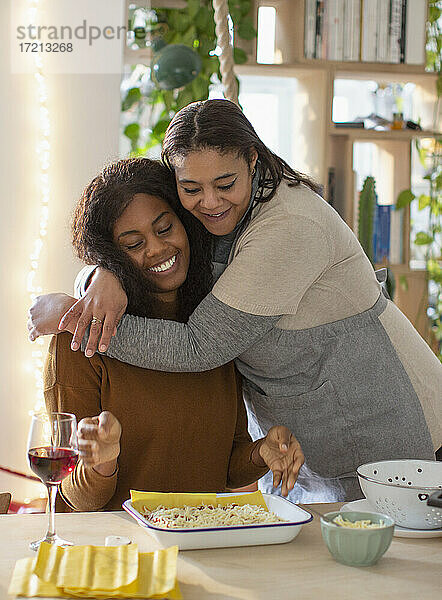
[58,267,128,356]
[77,411,122,476]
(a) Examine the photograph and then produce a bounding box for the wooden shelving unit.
[237,0,440,343]
[124,0,439,343]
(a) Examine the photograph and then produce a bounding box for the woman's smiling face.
[113,193,190,301]
[173,149,258,236]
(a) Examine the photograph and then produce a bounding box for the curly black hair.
[72,157,213,321]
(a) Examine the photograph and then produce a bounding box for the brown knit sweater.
[44,332,269,511]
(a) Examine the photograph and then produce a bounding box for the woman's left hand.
[28,293,77,341]
[256,426,304,496]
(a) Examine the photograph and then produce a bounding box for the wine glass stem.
[46,484,58,540]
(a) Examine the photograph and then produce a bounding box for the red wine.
[28,446,78,485]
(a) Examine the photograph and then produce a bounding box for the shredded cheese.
[332,514,386,529]
[141,503,286,529]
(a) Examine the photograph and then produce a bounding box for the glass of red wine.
[27,412,78,551]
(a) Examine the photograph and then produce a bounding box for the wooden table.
[1,503,441,600]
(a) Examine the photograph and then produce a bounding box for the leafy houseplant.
[122,1,257,154]
[395,0,441,359]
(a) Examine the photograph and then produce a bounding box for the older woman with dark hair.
[40,157,304,511]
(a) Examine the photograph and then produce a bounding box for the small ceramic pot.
[320,511,394,567]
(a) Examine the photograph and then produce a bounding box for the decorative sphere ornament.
[152,44,202,90]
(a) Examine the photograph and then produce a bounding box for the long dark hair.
[162,98,322,201]
[72,158,213,321]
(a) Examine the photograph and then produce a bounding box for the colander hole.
[402,477,406,481]
[388,478,393,482]
[408,482,412,485]
[395,476,399,480]
[417,468,422,473]
[373,470,377,475]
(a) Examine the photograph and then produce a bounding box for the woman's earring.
[251,167,256,176]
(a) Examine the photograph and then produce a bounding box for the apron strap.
[375,268,391,300]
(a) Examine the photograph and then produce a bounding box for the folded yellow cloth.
[8,542,181,599]
[130,489,268,513]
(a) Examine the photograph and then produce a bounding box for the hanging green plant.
[394,0,442,359]
[122,1,257,154]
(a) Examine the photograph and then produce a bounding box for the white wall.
[0,1,124,503]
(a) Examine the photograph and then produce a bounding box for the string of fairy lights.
[25,0,50,413]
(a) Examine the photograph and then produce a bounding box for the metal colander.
[357,460,442,530]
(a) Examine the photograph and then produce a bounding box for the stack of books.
[304,0,427,64]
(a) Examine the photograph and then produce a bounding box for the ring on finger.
[91,317,103,326]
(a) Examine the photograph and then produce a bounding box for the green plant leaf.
[418,194,431,210]
[399,274,408,292]
[414,231,434,245]
[240,1,252,16]
[229,6,242,24]
[181,25,197,46]
[168,11,191,33]
[395,189,415,209]
[233,47,248,64]
[124,122,140,142]
[191,76,209,100]
[122,87,141,111]
[416,143,428,167]
[175,87,195,110]
[237,16,257,40]
[187,0,200,18]
[152,119,170,138]
[195,7,210,30]
[427,258,441,278]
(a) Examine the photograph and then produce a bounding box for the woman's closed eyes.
[183,179,237,194]
[124,223,174,251]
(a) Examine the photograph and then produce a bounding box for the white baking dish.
[122,492,313,550]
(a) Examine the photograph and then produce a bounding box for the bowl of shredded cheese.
[320,511,394,567]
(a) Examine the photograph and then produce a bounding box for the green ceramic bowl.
[320,511,394,567]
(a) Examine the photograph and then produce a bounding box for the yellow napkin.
[131,489,268,513]
[130,490,217,513]
[8,542,181,599]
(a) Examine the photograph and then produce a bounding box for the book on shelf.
[304,0,427,65]
[304,0,317,59]
[343,0,360,61]
[399,0,407,62]
[389,0,403,63]
[376,0,390,63]
[373,202,391,264]
[361,0,378,62]
[405,0,427,65]
[327,0,344,61]
[389,205,403,264]
[328,167,336,209]
[314,0,325,58]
